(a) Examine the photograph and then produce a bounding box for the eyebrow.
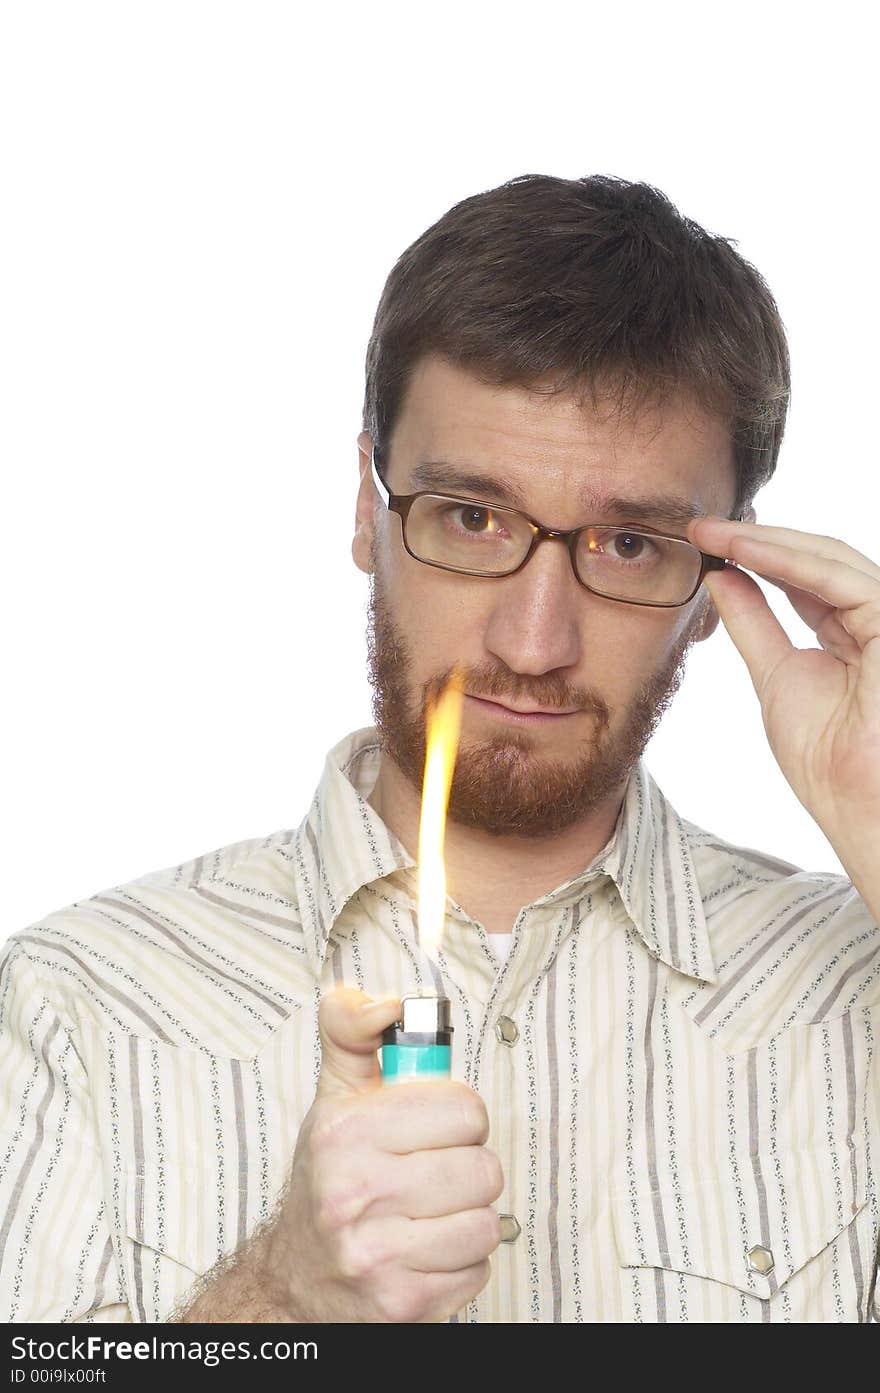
[408,460,705,529]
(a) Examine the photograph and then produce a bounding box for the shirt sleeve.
[0,940,131,1322]
[872,1011,880,1323]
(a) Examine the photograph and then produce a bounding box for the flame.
[417,670,464,959]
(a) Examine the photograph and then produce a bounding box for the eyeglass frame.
[369,444,731,609]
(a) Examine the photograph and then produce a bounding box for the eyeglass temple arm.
[370,445,391,508]
[702,554,731,578]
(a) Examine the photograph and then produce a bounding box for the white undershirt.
[488,932,515,962]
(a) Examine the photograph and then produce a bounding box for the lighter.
[381,992,453,1082]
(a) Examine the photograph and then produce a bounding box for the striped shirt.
[1,725,879,1323]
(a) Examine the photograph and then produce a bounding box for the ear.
[694,595,721,643]
[352,431,378,575]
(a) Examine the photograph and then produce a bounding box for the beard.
[366,563,704,839]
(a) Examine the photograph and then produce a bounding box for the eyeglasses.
[370,446,729,609]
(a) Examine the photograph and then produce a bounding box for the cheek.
[575,609,692,695]
[631,597,699,651]
[382,549,461,628]
[385,558,495,669]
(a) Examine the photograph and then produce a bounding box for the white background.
[2,1,876,933]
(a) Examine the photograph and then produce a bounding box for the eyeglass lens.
[404,495,703,604]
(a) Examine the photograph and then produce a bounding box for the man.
[2,174,878,1324]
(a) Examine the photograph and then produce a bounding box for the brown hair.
[362,174,790,520]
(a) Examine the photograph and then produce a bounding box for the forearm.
[172,1223,298,1324]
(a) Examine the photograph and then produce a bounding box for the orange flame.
[417,671,464,958]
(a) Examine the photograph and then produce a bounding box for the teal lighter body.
[381,993,453,1083]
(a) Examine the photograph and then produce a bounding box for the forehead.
[389,354,736,521]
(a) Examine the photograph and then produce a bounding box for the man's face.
[353,355,741,838]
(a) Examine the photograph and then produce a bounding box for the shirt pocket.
[94,1029,299,1323]
[610,1140,871,1316]
[122,1158,247,1321]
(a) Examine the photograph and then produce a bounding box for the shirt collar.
[534,759,718,984]
[288,728,416,974]
[288,727,716,986]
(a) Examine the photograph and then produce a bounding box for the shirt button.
[499,1214,521,1242]
[494,1016,519,1046]
[747,1244,775,1275]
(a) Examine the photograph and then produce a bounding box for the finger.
[690,518,880,581]
[760,576,834,630]
[369,1208,502,1274]
[364,1145,504,1219]
[317,987,402,1099]
[334,1078,491,1153]
[837,596,880,651]
[406,1208,502,1272]
[703,566,794,694]
[714,535,880,611]
[761,577,861,657]
[814,615,863,661]
[400,1260,492,1323]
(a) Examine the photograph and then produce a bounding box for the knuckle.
[308,1098,369,1159]
[313,1172,373,1234]
[336,1224,396,1285]
[378,1283,425,1324]
[865,599,880,626]
[308,1104,346,1156]
[480,1146,504,1201]
[313,1186,345,1236]
[456,1086,489,1142]
[476,1205,503,1253]
[335,1229,374,1283]
[467,1259,492,1301]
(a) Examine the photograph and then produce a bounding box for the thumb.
[317,987,402,1099]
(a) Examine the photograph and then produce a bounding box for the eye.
[611,532,648,559]
[458,506,494,533]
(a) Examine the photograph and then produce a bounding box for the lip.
[465,693,581,725]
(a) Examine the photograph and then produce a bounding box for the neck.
[367,753,626,936]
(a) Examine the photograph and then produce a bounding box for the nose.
[483,533,583,676]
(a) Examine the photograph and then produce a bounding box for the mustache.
[424,663,609,722]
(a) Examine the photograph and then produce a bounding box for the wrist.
[252,1214,309,1319]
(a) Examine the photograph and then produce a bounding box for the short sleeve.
[0,941,130,1322]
